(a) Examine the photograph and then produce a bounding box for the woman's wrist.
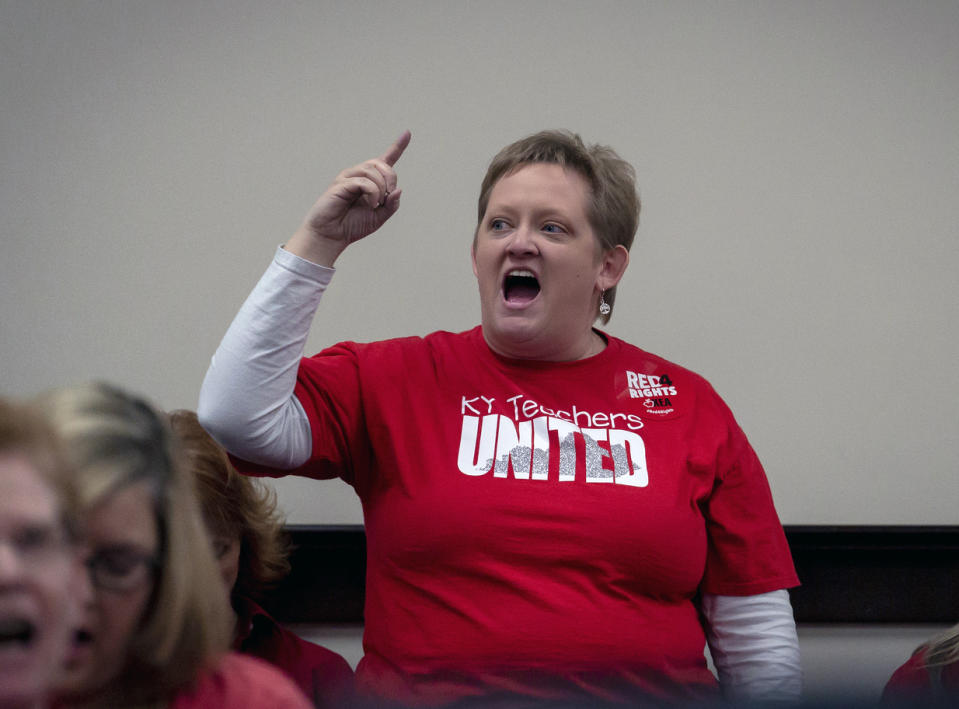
[284,226,346,268]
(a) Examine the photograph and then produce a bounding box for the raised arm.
[198,132,411,467]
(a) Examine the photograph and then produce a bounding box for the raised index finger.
[380,130,412,167]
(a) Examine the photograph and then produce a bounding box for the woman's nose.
[506,225,538,256]
[0,540,24,584]
[75,555,96,607]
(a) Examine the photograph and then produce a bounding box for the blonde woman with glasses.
[38,382,312,709]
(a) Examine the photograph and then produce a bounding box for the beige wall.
[3,1,958,525]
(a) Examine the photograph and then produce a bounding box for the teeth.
[503,268,541,303]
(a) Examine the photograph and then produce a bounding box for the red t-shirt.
[238,326,798,706]
[170,652,313,709]
[883,648,959,705]
[234,597,354,709]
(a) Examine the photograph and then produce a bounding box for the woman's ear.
[597,245,630,291]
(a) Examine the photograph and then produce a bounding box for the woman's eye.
[490,219,508,231]
[98,550,141,575]
[212,539,231,559]
[85,546,156,591]
[542,223,565,234]
[14,525,57,556]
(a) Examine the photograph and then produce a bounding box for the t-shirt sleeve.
[230,341,371,487]
[699,391,799,596]
[294,341,371,486]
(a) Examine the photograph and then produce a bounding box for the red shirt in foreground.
[170,652,312,709]
[883,647,959,706]
[234,596,354,709]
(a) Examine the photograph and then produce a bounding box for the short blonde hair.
[168,409,290,600]
[38,382,232,706]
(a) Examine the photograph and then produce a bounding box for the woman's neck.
[485,327,607,362]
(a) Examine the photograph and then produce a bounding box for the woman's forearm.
[701,588,803,702]
[198,246,331,468]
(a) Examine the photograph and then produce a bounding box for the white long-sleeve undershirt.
[702,590,803,703]
[198,246,323,468]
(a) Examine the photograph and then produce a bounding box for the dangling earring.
[599,290,611,316]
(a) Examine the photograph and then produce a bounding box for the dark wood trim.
[785,525,959,623]
[263,526,367,624]
[261,525,959,624]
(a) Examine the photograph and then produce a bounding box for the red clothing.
[883,647,959,705]
[234,596,354,709]
[238,326,797,706]
[170,652,313,709]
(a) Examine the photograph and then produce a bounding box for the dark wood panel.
[262,525,959,624]
[786,526,959,623]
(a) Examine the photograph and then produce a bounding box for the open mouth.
[503,269,540,305]
[0,618,35,650]
[63,626,94,667]
[73,627,93,647]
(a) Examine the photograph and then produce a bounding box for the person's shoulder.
[600,333,741,423]
[378,326,478,348]
[356,327,484,374]
[324,326,478,355]
[240,598,353,684]
[171,652,312,709]
[882,648,938,704]
[272,620,354,674]
[606,334,716,391]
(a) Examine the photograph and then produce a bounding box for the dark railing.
[263,525,959,624]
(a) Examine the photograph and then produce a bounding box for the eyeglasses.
[84,545,158,592]
[211,536,233,560]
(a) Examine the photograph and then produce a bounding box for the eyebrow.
[90,541,156,555]
[485,202,580,224]
[2,514,58,533]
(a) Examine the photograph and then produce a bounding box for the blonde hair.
[921,622,959,684]
[38,382,232,707]
[0,396,80,540]
[476,129,641,325]
[168,409,290,600]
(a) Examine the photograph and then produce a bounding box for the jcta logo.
[625,371,677,403]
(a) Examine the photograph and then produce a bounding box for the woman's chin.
[54,659,97,702]
[484,319,543,356]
